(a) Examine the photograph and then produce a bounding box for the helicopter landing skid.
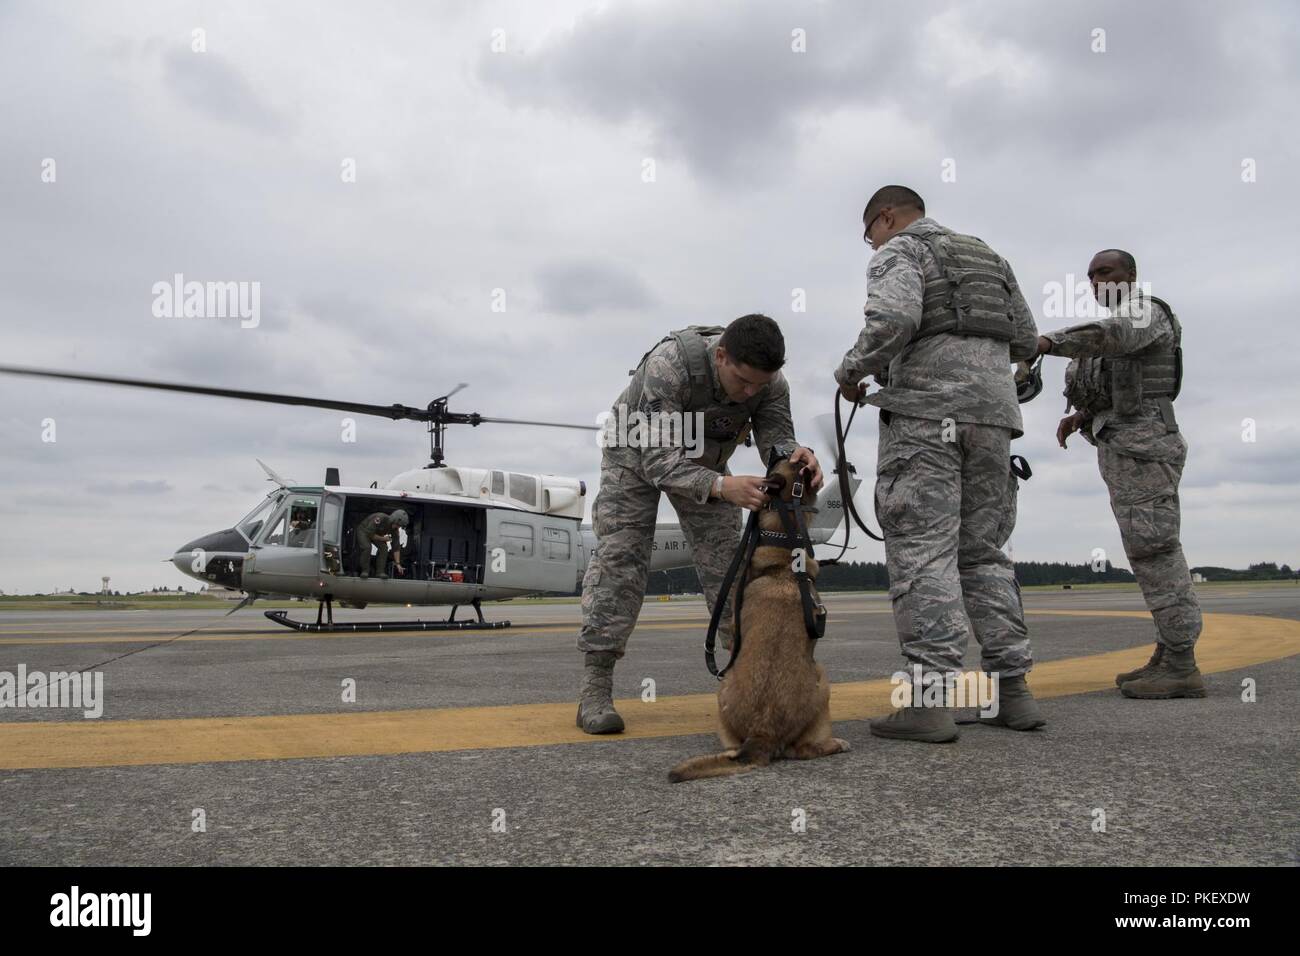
[263,598,510,633]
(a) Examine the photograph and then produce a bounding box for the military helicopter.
[0,365,858,632]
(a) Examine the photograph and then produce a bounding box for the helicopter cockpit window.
[237,495,281,543]
[285,500,320,549]
[491,471,505,496]
[509,473,537,507]
[260,505,292,546]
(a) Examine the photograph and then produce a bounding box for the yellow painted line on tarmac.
[1,612,1296,771]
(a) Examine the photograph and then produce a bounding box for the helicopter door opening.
[338,497,487,584]
[244,493,322,590]
[416,502,487,584]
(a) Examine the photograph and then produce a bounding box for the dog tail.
[667,736,777,783]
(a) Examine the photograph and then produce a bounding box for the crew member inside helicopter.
[285,506,318,548]
[355,509,409,579]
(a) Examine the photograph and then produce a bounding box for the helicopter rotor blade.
[0,365,602,434]
[476,415,600,432]
[811,413,841,457]
[438,382,469,402]
[0,365,433,421]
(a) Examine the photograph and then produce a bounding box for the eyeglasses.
[863,211,883,243]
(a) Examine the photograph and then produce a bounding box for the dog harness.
[704,456,827,680]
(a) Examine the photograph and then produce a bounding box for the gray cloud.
[90,479,174,496]
[163,49,291,135]
[0,0,1296,592]
[535,259,656,315]
[478,0,1298,182]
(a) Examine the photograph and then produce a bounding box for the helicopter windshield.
[236,493,282,542]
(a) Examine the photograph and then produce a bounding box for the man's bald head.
[862,185,926,250]
[1088,248,1139,309]
[1091,248,1137,278]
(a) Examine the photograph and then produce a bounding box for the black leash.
[704,467,826,680]
[704,508,760,679]
[821,391,883,567]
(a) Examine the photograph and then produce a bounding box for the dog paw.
[833,738,851,753]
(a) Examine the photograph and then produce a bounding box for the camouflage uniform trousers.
[1096,432,1202,650]
[875,412,1031,679]
[578,459,741,658]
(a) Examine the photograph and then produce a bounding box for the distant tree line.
[643,559,1138,594]
[639,559,1299,595]
[1191,562,1297,582]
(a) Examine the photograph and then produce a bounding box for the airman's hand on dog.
[788,446,823,491]
[720,476,771,511]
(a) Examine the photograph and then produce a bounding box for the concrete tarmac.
[1,584,1297,866]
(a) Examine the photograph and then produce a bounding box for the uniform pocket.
[591,466,630,538]
[874,452,921,536]
[1124,495,1180,559]
[888,579,920,642]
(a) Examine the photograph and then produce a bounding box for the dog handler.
[836,186,1044,741]
[577,314,823,734]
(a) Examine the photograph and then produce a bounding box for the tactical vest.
[627,326,766,468]
[1064,296,1183,421]
[900,220,1015,343]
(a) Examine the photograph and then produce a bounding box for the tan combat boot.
[1115,643,1164,688]
[1120,647,1206,699]
[869,706,959,743]
[979,674,1047,730]
[576,651,625,734]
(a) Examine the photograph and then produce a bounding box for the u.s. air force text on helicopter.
[0,364,854,631]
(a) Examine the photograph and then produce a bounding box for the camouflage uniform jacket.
[1044,296,1183,458]
[605,330,799,505]
[835,217,1039,436]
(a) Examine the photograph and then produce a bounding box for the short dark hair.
[863,185,925,223]
[1094,248,1137,276]
[719,314,785,372]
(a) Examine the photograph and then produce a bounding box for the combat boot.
[1121,647,1206,699]
[1114,643,1164,687]
[869,706,959,743]
[576,651,625,734]
[979,674,1046,730]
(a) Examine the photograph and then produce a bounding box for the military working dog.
[669,458,850,782]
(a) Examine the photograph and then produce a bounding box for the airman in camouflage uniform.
[1039,248,1204,699]
[836,185,1044,742]
[577,314,822,734]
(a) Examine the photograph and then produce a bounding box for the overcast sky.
[1,0,1297,593]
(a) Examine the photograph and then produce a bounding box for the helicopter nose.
[172,528,248,585]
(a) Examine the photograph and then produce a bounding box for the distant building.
[1192,573,1205,583]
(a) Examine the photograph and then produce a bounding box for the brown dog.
[669,459,850,782]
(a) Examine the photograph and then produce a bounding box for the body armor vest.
[627,326,765,469]
[1064,296,1183,419]
[901,220,1015,343]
